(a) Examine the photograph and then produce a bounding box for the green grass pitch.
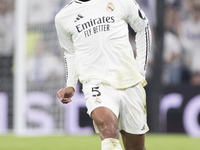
[0,134,199,150]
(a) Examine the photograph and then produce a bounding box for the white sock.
[101,138,123,150]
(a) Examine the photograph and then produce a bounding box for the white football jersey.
[55,0,151,90]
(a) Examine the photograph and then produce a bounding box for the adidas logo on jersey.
[141,125,145,131]
[74,14,84,22]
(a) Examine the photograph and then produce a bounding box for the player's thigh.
[83,83,120,139]
[91,106,118,127]
[120,130,146,150]
[91,107,119,140]
[83,83,119,118]
[118,83,148,134]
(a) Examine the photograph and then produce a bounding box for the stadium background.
[0,0,200,149]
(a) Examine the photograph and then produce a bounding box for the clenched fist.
[57,87,75,104]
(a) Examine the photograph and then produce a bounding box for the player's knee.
[97,119,118,133]
[95,118,118,138]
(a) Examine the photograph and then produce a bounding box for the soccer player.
[55,0,151,149]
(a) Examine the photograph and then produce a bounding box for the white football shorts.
[82,82,149,134]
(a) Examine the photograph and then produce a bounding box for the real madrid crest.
[95,98,102,105]
[106,2,115,12]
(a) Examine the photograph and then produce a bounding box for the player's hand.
[57,87,75,104]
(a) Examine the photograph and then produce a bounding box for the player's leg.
[120,130,146,150]
[91,107,123,150]
[91,106,119,140]
[118,83,148,150]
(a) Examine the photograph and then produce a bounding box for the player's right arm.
[57,87,75,104]
[55,12,78,102]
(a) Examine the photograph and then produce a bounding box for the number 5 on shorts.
[92,87,101,97]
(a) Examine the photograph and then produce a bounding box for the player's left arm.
[126,0,152,78]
